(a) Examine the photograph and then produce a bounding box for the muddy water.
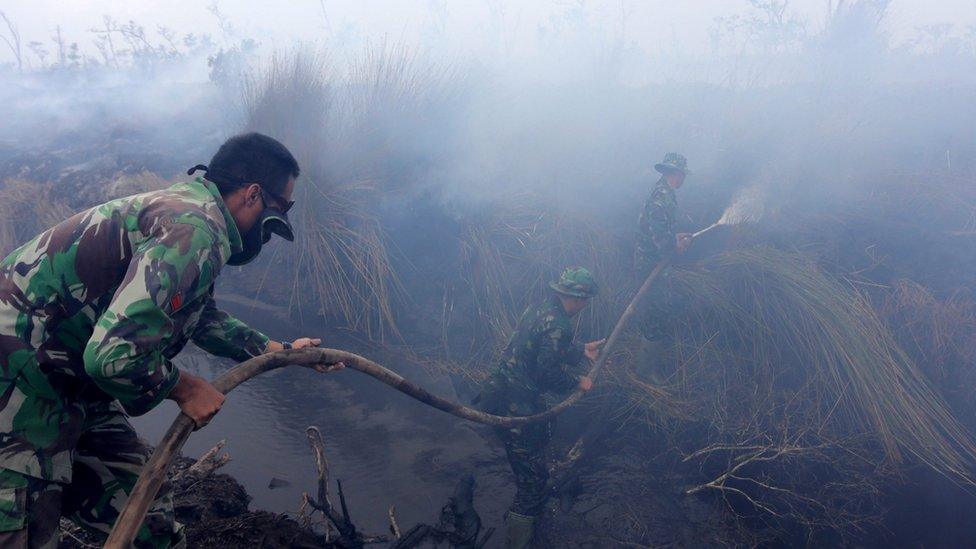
[132,293,513,540]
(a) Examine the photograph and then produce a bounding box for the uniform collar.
[193,177,244,256]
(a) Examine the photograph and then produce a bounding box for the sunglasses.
[260,188,295,215]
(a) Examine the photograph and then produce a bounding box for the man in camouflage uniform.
[636,152,694,327]
[634,153,693,377]
[479,267,604,549]
[0,133,339,548]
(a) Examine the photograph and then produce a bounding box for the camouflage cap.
[549,267,598,298]
[654,152,691,175]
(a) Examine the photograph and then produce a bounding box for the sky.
[1,0,974,65]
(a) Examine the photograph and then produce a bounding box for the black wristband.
[281,341,292,350]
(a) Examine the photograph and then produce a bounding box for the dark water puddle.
[133,293,513,537]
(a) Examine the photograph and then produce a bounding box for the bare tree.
[0,10,23,72]
[683,428,889,540]
[157,25,179,56]
[206,1,234,45]
[27,40,48,67]
[52,25,66,66]
[90,16,120,67]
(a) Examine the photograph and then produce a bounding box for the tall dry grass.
[0,171,171,256]
[595,245,976,536]
[631,247,976,481]
[239,45,466,339]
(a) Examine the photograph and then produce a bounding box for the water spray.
[692,186,763,239]
[692,222,722,239]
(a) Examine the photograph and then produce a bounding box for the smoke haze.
[2,1,976,546]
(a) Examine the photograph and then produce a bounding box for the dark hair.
[207,133,300,195]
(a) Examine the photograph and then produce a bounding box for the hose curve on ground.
[105,260,669,547]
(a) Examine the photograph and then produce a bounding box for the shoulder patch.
[170,292,184,312]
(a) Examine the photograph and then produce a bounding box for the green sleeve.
[83,219,218,416]
[191,293,270,361]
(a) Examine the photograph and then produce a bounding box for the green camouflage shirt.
[636,177,677,267]
[0,177,269,481]
[485,296,586,415]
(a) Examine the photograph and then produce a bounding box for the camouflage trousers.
[495,420,551,517]
[635,264,685,342]
[0,404,183,549]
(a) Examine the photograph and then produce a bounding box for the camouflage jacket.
[0,177,269,481]
[635,177,677,267]
[484,296,586,415]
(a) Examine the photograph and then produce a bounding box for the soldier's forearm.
[84,352,181,417]
[191,304,270,361]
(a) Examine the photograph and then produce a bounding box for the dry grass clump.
[608,246,976,536]
[0,170,173,257]
[346,42,461,115]
[599,330,694,426]
[241,51,411,340]
[878,280,976,420]
[0,179,75,255]
[239,46,463,339]
[0,171,176,257]
[880,281,976,377]
[290,183,403,340]
[101,171,170,200]
[669,247,976,476]
[331,42,464,187]
[242,51,332,157]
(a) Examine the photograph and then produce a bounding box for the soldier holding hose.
[477,267,605,549]
[0,133,339,548]
[634,152,693,377]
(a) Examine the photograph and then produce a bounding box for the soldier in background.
[636,152,693,272]
[635,152,693,379]
[0,133,342,548]
[478,267,605,549]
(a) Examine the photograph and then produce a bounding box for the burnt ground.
[60,456,326,548]
[56,441,743,549]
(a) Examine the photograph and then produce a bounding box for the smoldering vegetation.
[3,1,976,546]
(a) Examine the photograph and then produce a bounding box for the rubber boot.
[505,511,537,549]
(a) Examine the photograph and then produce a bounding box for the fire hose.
[105,259,669,547]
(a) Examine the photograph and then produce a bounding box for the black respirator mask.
[187,165,295,266]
